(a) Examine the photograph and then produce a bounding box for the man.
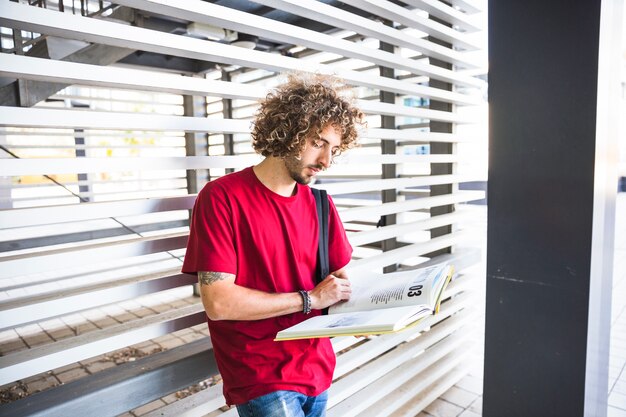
[182,73,364,417]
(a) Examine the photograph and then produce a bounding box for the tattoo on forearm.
[198,271,232,286]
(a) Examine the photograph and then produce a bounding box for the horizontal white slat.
[362,351,470,417]
[114,0,482,76]
[0,196,196,229]
[0,2,478,105]
[0,155,261,176]
[252,0,481,51]
[1,266,182,304]
[347,211,469,246]
[336,153,460,166]
[0,54,267,100]
[401,0,482,32]
[391,365,472,417]
[0,106,251,132]
[348,230,463,272]
[0,304,205,386]
[0,271,194,331]
[0,130,184,139]
[338,190,485,221]
[361,128,481,142]
[358,100,475,124]
[0,233,188,280]
[315,174,465,195]
[7,182,188,196]
[445,0,482,14]
[142,383,225,417]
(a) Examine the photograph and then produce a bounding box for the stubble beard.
[284,154,321,185]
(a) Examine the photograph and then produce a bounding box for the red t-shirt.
[182,166,353,405]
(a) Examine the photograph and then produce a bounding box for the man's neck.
[253,157,297,197]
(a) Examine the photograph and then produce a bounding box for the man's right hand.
[308,274,351,310]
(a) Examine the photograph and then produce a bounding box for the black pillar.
[428,18,454,258]
[380,25,398,273]
[484,1,616,417]
[183,85,208,192]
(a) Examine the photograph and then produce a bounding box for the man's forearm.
[197,271,351,321]
[198,271,304,321]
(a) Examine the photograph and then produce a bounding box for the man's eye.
[332,149,341,157]
[312,141,324,149]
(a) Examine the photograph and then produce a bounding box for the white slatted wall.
[0,0,487,414]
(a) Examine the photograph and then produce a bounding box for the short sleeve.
[181,185,237,275]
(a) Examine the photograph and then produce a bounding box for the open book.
[275,262,453,341]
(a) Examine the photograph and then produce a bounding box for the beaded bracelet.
[298,290,311,314]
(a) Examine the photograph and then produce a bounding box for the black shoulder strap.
[312,188,329,284]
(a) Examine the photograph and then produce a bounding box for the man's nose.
[318,148,332,168]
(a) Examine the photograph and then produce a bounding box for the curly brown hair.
[251,73,364,158]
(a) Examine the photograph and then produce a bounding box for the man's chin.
[290,173,311,185]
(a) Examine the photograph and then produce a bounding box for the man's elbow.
[199,282,236,321]
[203,299,233,321]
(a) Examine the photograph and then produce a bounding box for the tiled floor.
[1,194,624,416]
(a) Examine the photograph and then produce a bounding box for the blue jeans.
[236,390,328,417]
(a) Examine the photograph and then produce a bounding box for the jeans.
[236,390,328,417]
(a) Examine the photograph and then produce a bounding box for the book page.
[329,263,446,315]
[275,305,431,340]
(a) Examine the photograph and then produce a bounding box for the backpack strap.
[311,188,330,284]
